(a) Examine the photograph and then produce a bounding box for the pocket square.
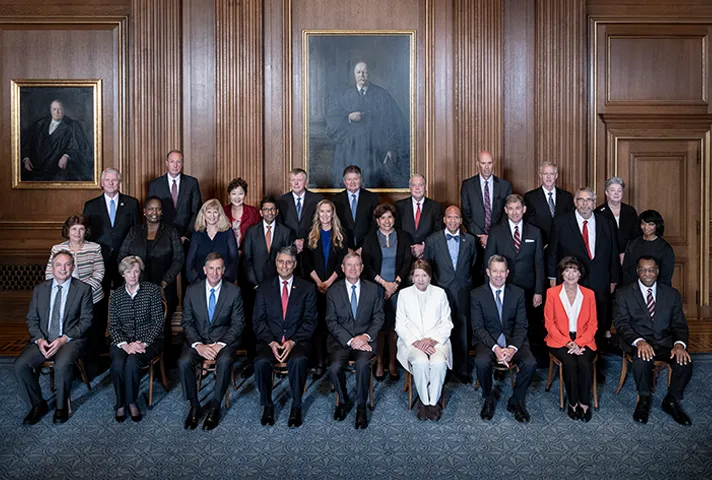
[524,239,535,243]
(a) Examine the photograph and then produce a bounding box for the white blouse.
[559,285,583,333]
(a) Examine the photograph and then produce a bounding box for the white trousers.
[408,347,447,406]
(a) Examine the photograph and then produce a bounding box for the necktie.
[582,220,593,259]
[495,289,506,347]
[351,194,357,221]
[548,191,556,217]
[282,281,289,320]
[446,234,459,270]
[484,180,492,234]
[359,88,365,96]
[415,202,421,230]
[49,121,59,135]
[109,198,116,227]
[48,285,62,342]
[171,179,178,208]
[513,226,521,253]
[265,225,272,253]
[646,288,655,319]
[351,285,358,319]
[296,197,302,221]
[208,288,216,324]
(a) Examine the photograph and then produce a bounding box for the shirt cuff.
[117,342,127,348]
[674,340,687,349]
[191,342,201,349]
[508,345,518,352]
[364,333,371,341]
[632,337,645,346]
[66,337,72,343]
[347,338,353,347]
[217,342,226,347]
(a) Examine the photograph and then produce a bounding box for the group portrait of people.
[14,147,694,432]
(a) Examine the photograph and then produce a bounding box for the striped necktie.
[646,288,655,319]
[513,226,521,253]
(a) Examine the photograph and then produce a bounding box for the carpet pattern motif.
[0,354,711,480]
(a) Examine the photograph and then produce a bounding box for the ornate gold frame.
[11,79,103,190]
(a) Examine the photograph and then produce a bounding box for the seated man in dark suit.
[14,250,93,424]
[471,255,537,423]
[333,165,379,250]
[178,252,244,431]
[423,205,477,383]
[615,256,693,425]
[395,173,443,259]
[325,252,384,429]
[253,246,318,427]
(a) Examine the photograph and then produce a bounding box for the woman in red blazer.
[544,256,597,422]
[223,177,260,250]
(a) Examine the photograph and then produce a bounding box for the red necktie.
[265,225,272,253]
[582,220,593,259]
[513,225,520,253]
[281,281,289,343]
[415,202,421,230]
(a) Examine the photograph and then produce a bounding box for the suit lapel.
[568,214,588,257]
[175,175,188,209]
[40,281,53,330]
[211,281,228,323]
[593,213,606,258]
[198,281,210,326]
[436,233,455,273]
[403,197,416,231]
[633,285,653,321]
[455,234,470,271]
[474,175,485,206]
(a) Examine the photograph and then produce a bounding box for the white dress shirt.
[542,185,556,205]
[574,210,596,258]
[48,279,71,339]
[508,219,523,239]
[191,280,225,348]
[412,196,425,220]
[104,192,120,215]
[559,285,583,333]
[479,175,493,211]
[263,220,276,236]
[49,119,62,135]
[488,283,518,352]
[167,173,181,192]
[632,280,686,349]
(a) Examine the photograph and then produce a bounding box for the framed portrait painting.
[303,31,415,192]
[11,79,102,189]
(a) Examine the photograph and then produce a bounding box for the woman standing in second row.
[223,177,260,250]
[186,199,239,284]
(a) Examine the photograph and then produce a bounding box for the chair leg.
[509,369,516,389]
[440,386,446,409]
[666,365,672,389]
[407,372,413,410]
[558,363,565,410]
[148,361,155,409]
[474,378,479,391]
[651,365,658,393]
[77,360,91,391]
[159,355,168,390]
[545,357,554,392]
[369,370,374,411]
[616,356,628,395]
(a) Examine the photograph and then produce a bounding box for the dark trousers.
[178,343,237,405]
[631,346,693,401]
[14,339,86,409]
[327,346,374,407]
[473,342,537,403]
[550,346,596,406]
[109,342,163,409]
[254,343,309,408]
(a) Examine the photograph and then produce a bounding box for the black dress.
[621,236,675,286]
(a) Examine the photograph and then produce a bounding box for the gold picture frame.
[11,79,102,189]
[303,30,416,193]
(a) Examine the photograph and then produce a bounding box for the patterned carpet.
[0,353,711,480]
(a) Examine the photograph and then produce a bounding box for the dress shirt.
[542,185,556,205]
[479,175,493,212]
[291,191,305,206]
[445,229,460,269]
[488,283,517,352]
[262,220,276,236]
[167,173,181,192]
[412,196,425,221]
[280,276,294,299]
[559,285,583,333]
[344,279,371,345]
[508,219,524,239]
[358,85,369,95]
[49,119,61,135]
[190,281,225,349]
[104,192,120,216]
[632,280,686,349]
[574,210,596,258]
[48,279,71,340]
[347,189,361,209]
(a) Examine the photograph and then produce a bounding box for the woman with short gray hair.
[595,177,640,262]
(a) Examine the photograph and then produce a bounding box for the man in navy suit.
[424,205,477,383]
[253,246,318,427]
[471,255,537,423]
[178,253,245,431]
[325,252,384,429]
[395,173,443,259]
[333,165,379,250]
[523,161,574,247]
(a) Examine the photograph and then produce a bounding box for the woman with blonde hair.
[185,198,238,283]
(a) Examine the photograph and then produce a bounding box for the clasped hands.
[269,340,296,363]
[413,338,438,356]
[350,334,372,352]
[565,341,585,356]
[36,336,69,359]
[493,345,515,367]
[196,343,226,361]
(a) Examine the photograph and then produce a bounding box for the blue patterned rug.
[0,353,710,480]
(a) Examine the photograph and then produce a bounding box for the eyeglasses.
[261,207,277,212]
[636,267,658,274]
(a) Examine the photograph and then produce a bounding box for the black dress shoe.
[416,400,428,421]
[312,366,326,381]
[427,405,442,421]
[374,369,386,382]
[115,408,127,424]
[662,396,692,426]
[53,407,69,424]
[354,406,368,429]
[288,407,302,427]
[633,396,651,424]
[388,368,400,382]
[202,406,221,430]
[480,399,495,421]
[23,400,48,425]
[261,406,275,426]
[128,405,143,423]
[184,405,202,430]
[507,401,531,423]
[567,405,578,421]
[334,401,350,421]
[581,407,592,423]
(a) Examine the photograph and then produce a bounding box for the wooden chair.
[403,370,445,410]
[331,358,376,410]
[474,363,519,391]
[616,352,671,396]
[196,359,233,408]
[230,349,250,392]
[545,351,599,411]
[40,358,92,393]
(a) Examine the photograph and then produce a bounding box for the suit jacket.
[181,280,245,346]
[470,283,529,350]
[119,222,184,286]
[325,279,384,350]
[361,228,413,286]
[460,174,512,236]
[302,229,349,282]
[333,188,379,249]
[242,222,295,287]
[83,193,141,265]
[252,276,318,345]
[394,196,443,245]
[543,284,597,350]
[109,282,164,346]
[147,174,202,238]
[595,202,641,253]
[223,203,261,247]
[547,212,620,300]
[484,221,545,295]
[523,186,574,246]
[277,190,323,240]
[614,282,688,353]
[395,284,454,372]
[26,277,93,344]
[423,229,477,305]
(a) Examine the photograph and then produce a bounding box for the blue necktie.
[109,198,116,227]
[446,234,459,270]
[296,197,302,221]
[351,194,357,221]
[495,289,506,347]
[350,285,358,319]
[208,288,216,324]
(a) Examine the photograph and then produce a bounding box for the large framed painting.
[11,79,102,189]
[303,31,415,192]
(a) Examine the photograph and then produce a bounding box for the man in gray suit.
[325,252,384,429]
[424,206,478,383]
[178,252,245,431]
[14,250,93,424]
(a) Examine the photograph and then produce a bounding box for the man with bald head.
[326,61,409,188]
[424,205,478,383]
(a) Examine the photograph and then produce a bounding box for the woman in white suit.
[395,259,454,420]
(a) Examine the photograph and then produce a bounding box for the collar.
[638,280,657,299]
[412,196,425,206]
[508,219,523,231]
[542,185,556,195]
[489,283,505,299]
[52,278,70,290]
[206,280,222,296]
[575,210,594,225]
[445,229,460,238]
[104,192,119,203]
[292,191,305,202]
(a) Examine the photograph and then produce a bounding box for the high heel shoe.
[374,365,386,382]
[580,406,592,422]
[567,405,578,421]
